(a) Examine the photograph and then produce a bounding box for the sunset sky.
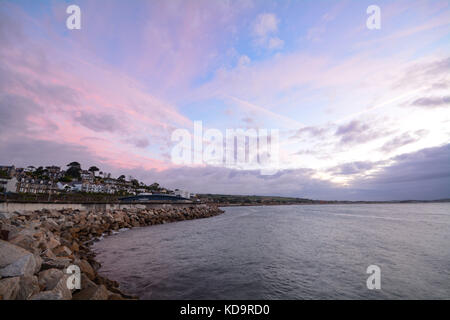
[0,0,449,200]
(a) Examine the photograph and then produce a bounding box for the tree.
[67,162,81,168]
[131,179,139,187]
[59,176,72,183]
[149,182,160,191]
[0,170,8,179]
[88,166,100,176]
[66,162,81,179]
[118,175,126,181]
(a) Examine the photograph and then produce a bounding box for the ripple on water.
[93,203,450,299]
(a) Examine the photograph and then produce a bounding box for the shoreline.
[0,204,224,300]
[217,201,450,207]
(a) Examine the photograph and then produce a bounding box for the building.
[174,190,191,199]
[0,165,16,178]
[16,177,58,194]
[119,194,192,202]
[45,166,63,180]
[57,182,72,192]
[80,170,95,183]
[23,166,36,173]
[0,177,18,193]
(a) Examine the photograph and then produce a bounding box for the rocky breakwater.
[0,205,223,300]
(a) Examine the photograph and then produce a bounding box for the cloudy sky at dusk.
[0,0,449,200]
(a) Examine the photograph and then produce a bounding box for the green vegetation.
[59,176,73,183]
[88,166,100,176]
[0,170,8,179]
[66,162,81,179]
[197,194,315,205]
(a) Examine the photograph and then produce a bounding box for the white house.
[0,177,18,193]
[174,190,191,199]
[71,182,83,192]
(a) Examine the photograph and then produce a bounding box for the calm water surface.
[93,204,450,299]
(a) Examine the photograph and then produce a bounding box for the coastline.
[0,204,224,300]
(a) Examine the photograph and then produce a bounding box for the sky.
[0,0,449,200]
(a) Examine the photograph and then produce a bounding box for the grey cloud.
[431,82,449,90]
[129,144,450,201]
[75,112,123,133]
[1,134,449,201]
[0,138,100,170]
[292,126,329,139]
[0,55,79,109]
[411,96,450,108]
[344,144,450,201]
[368,144,450,185]
[381,130,428,153]
[0,94,43,134]
[394,56,450,90]
[127,138,150,149]
[335,120,384,145]
[328,161,376,175]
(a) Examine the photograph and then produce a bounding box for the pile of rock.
[0,205,223,300]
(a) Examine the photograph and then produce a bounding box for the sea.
[93,203,450,299]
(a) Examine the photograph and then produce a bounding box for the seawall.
[0,201,205,214]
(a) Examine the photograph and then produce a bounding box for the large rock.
[78,259,95,281]
[41,257,71,270]
[38,269,64,290]
[72,284,111,300]
[41,219,59,232]
[51,274,72,300]
[29,290,64,300]
[0,240,41,277]
[53,245,72,257]
[46,236,61,250]
[0,212,17,220]
[80,273,97,290]
[17,275,40,300]
[0,277,20,300]
[8,233,37,254]
[37,269,71,300]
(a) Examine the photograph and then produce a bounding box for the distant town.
[0,163,192,199]
[1,164,448,205]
